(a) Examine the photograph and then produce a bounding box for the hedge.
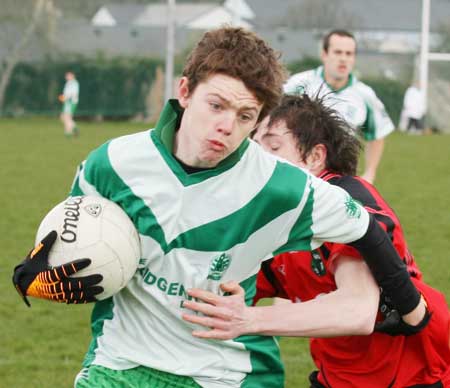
[2,57,163,119]
[2,56,407,124]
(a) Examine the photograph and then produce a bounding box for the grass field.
[1,117,449,387]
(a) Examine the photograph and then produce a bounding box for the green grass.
[1,118,449,387]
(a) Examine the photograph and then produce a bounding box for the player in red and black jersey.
[178,94,449,387]
[253,95,449,388]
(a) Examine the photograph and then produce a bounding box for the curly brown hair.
[182,27,287,121]
[268,94,362,175]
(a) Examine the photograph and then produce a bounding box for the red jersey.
[255,171,450,388]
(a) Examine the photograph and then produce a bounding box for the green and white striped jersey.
[63,79,79,104]
[71,100,369,388]
[284,66,394,141]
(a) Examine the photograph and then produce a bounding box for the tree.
[436,22,450,55]
[283,0,357,30]
[56,0,222,19]
[0,0,58,111]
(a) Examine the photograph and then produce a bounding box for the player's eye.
[240,113,253,122]
[209,102,222,111]
[269,142,281,151]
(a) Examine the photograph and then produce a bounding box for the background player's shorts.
[74,365,202,388]
[62,101,77,115]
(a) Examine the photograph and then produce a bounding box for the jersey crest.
[207,253,231,280]
[344,195,362,219]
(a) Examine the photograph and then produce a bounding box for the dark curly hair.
[268,94,362,175]
[182,27,287,121]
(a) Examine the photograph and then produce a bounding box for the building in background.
[3,0,450,73]
[1,0,450,129]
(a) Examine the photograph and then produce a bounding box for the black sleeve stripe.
[260,258,285,297]
[319,244,331,260]
[373,213,396,242]
[260,259,277,287]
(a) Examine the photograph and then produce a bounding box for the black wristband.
[402,308,432,335]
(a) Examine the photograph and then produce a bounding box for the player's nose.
[216,112,235,136]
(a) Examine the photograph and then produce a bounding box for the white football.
[35,195,141,300]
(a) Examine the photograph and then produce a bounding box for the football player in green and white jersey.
[59,71,80,137]
[13,27,428,388]
[284,30,394,184]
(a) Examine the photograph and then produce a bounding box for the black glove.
[12,231,103,306]
[374,291,431,336]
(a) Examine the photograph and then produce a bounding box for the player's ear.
[311,144,327,169]
[252,115,270,144]
[177,77,191,108]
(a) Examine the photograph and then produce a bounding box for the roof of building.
[246,0,450,32]
[134,3,218,27]
[92,2,253,28]
[93,4,145,25]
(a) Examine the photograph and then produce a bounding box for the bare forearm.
[249,288,377,337]
[363,139,384,183]
[183,259,379,340]
[184,258,428,340]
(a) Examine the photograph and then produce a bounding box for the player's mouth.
[208,140,226,151]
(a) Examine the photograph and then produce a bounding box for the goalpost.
[420,0,450,131]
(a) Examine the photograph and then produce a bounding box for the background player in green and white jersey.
[59,71,79,137]
[13,27,428,388]
[284,30,394,184]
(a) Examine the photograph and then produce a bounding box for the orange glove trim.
[30,243,44,259]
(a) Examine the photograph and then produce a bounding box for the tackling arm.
[181,256,379,339]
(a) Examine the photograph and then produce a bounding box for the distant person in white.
[59,71,79,137]
[284,30,394,184]
[401,82,426,135]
